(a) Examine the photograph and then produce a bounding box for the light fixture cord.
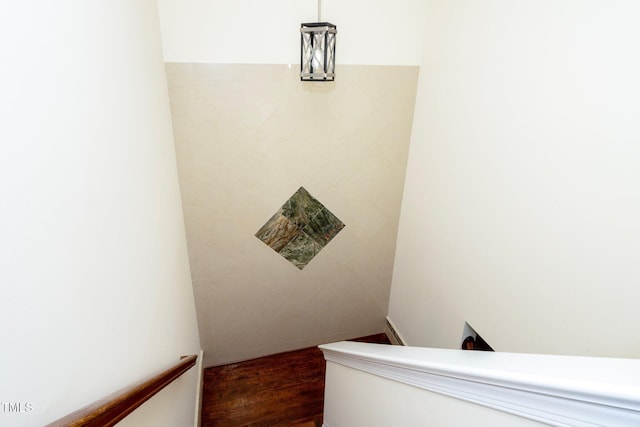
[317,0,322,21]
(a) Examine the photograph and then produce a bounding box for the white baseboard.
[194,349,204,427]
[384,317,407,345]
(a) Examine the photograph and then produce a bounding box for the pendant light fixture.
[300,0,336,81]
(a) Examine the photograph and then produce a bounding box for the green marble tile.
[303,207,345,247]
[255,186,344,270]
[255,213,301,253]
[280,187,324,228]
[278,231,319,270]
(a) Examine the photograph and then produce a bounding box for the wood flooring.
[201,334,391,427]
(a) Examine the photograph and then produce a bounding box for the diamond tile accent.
[256,187,345,270]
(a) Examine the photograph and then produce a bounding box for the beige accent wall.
[166,64,418,366]
[389,0,640,358]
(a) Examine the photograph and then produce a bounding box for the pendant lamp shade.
[300,22,336,81]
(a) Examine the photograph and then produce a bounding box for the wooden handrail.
[46,354,197,427]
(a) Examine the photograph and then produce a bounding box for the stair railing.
[46,354,197,427]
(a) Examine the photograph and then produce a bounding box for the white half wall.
[389,0,640,357]
[157,0,428,65]
[0,1,201,426]
[321,341,640,426]
[323,363,542,427]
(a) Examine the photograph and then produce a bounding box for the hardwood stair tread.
[201,333,390,426]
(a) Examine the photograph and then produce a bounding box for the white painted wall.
[157,0,428,65]
[0,2,201,426]
[389,0,640,358]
